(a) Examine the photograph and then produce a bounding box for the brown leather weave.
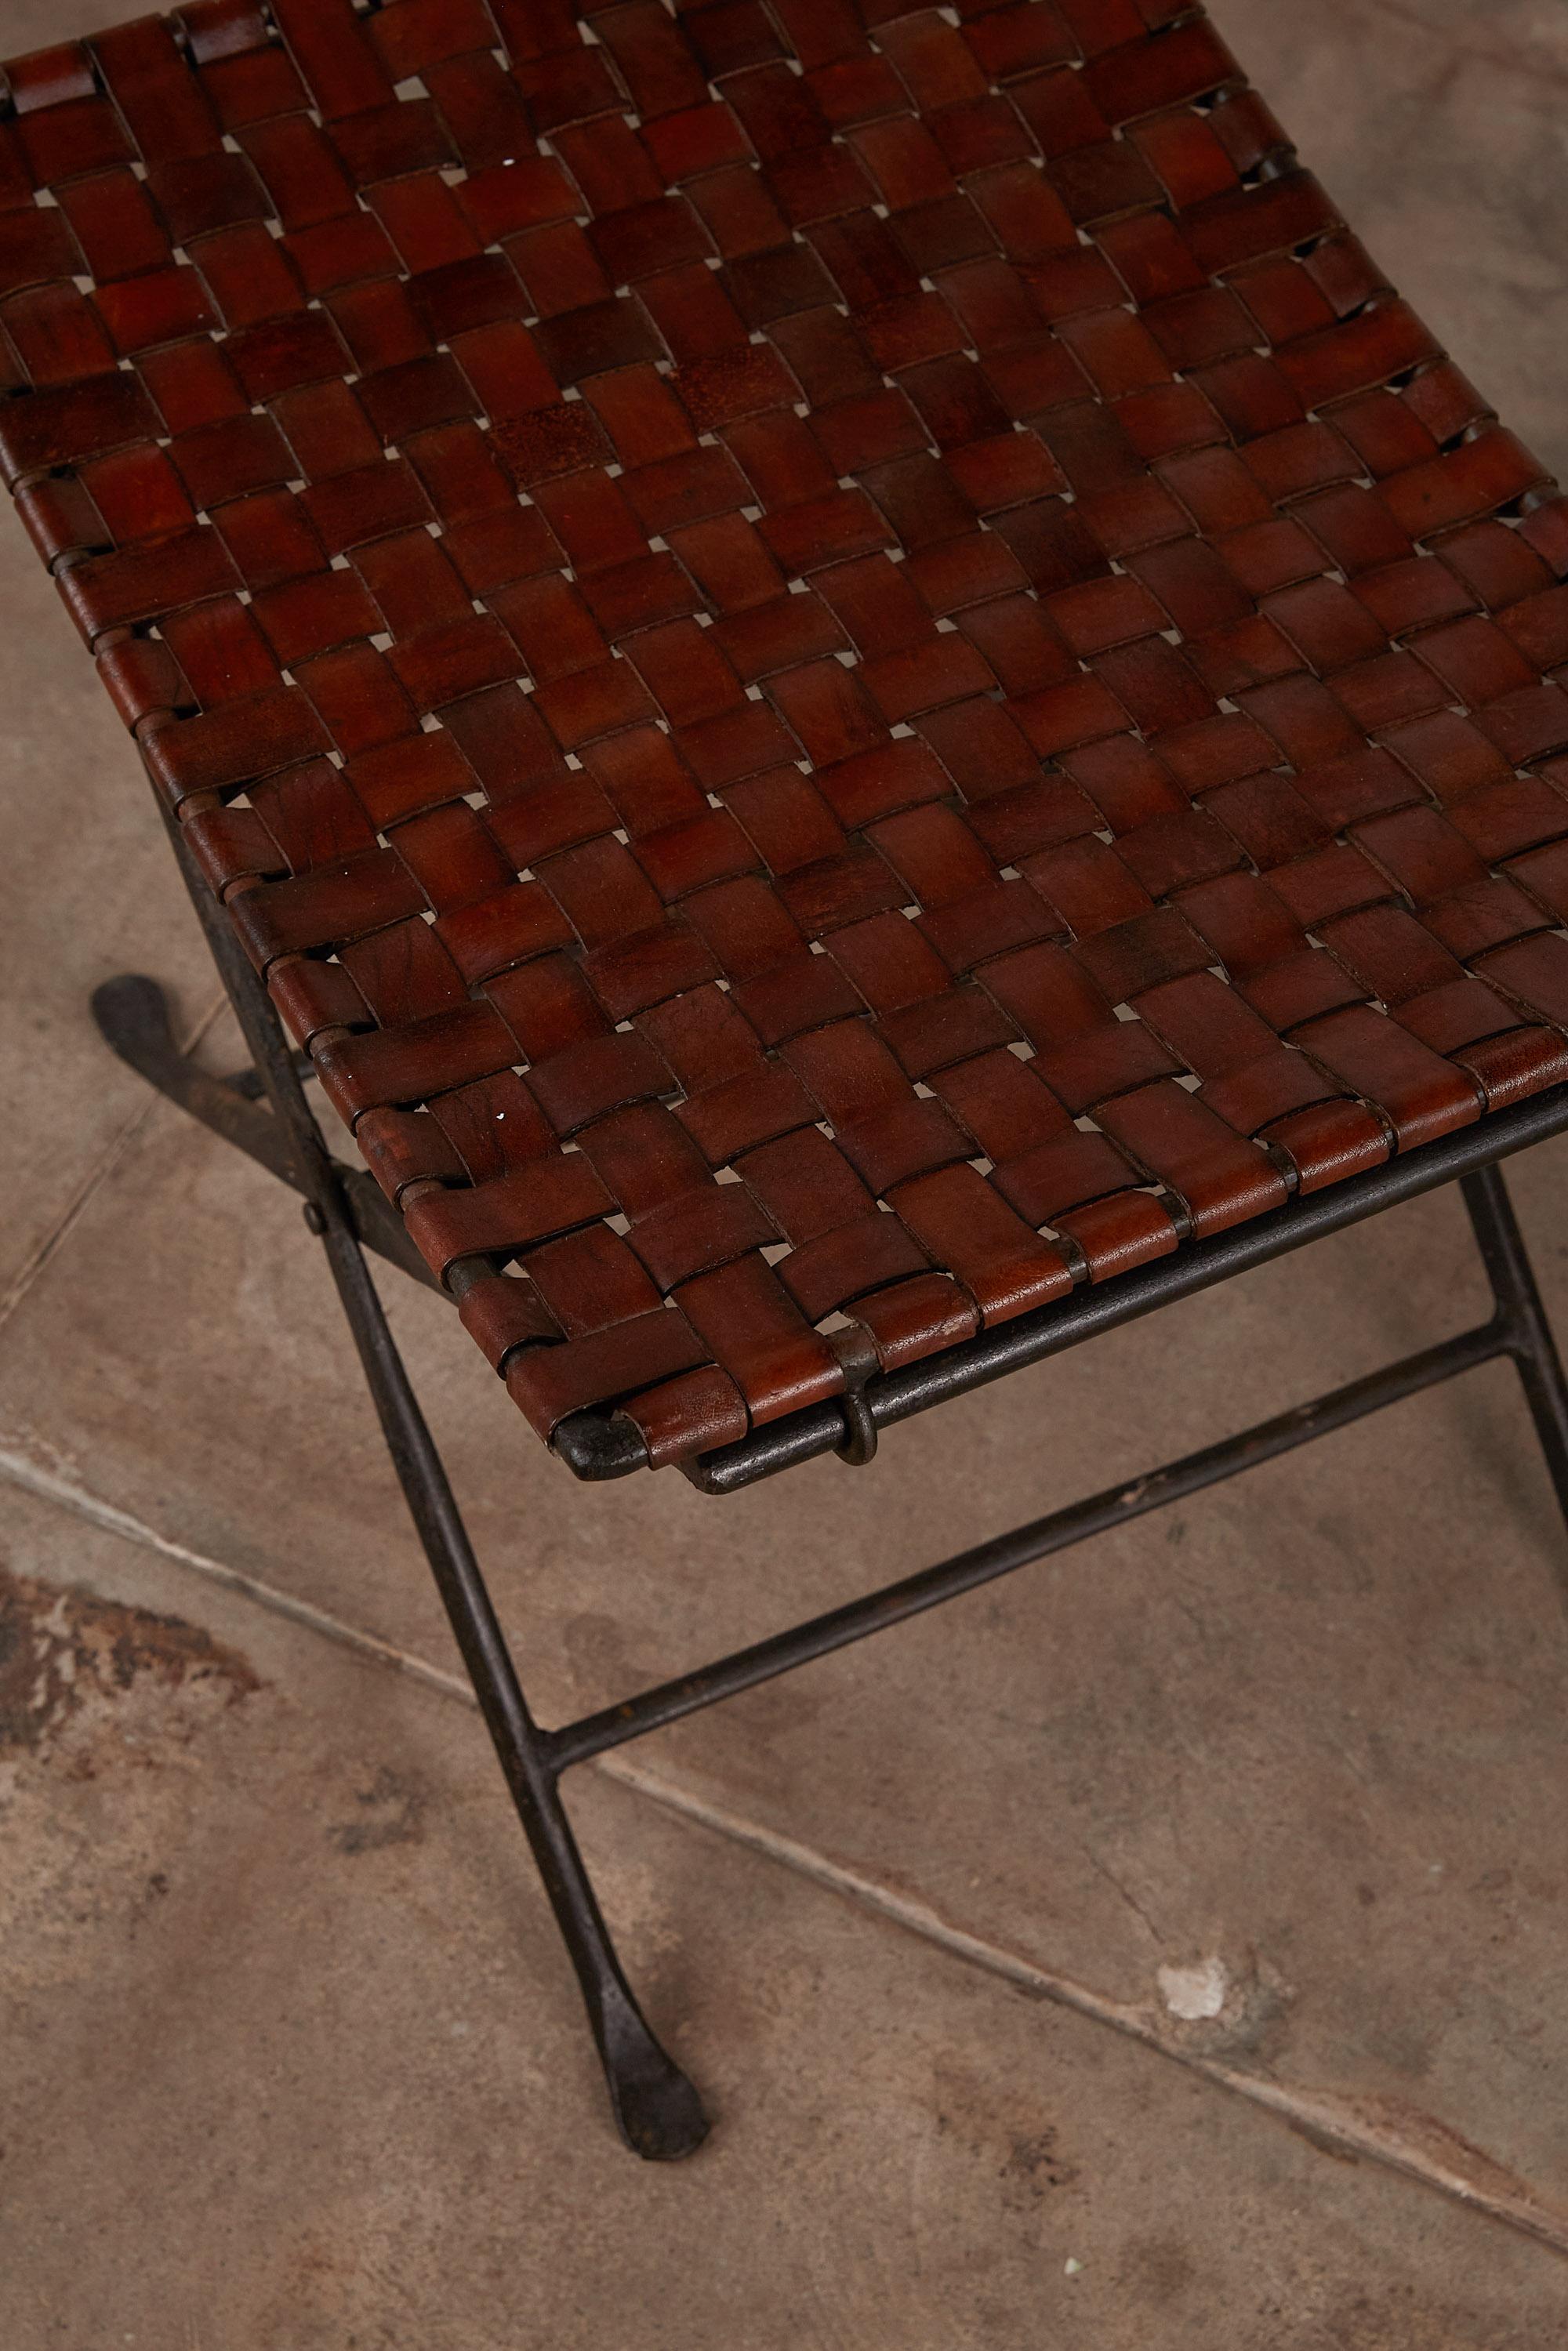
[7,0,1568,1471]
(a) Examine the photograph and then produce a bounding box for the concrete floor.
[3,1,1568,2342]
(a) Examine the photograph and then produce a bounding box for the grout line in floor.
[0,1440,470,1708]
[4,1438,1567,2263]
[602,1753,1568,2262]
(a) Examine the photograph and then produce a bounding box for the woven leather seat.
[8,0,1568,1473]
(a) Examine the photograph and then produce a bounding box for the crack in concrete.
[3,1441,1567,2262]
[1215,0,1568,100]
[1074,1841,1164,1946]
[0,987,229,1338]
[1347,0,1568,93]
[0,1101,160,1337]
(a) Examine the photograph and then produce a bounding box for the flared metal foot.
[92,971,177,1073]
[96,962,710,2157]
[514,1765,712,2161]
[597,1989,710,2161]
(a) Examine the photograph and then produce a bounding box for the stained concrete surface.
[3,0,1568,2342]
[5,1488,1568,2350]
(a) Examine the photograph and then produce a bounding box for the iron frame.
[93,815,1568,2161]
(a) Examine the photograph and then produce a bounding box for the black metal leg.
[1461,1163,1568,1542]
[310,1195,709,2163]
[98,963,709,2159]
[96,826,707,2160]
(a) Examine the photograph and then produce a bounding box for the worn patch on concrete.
[0,1560,260,1759]
[326,1763,426,1856]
